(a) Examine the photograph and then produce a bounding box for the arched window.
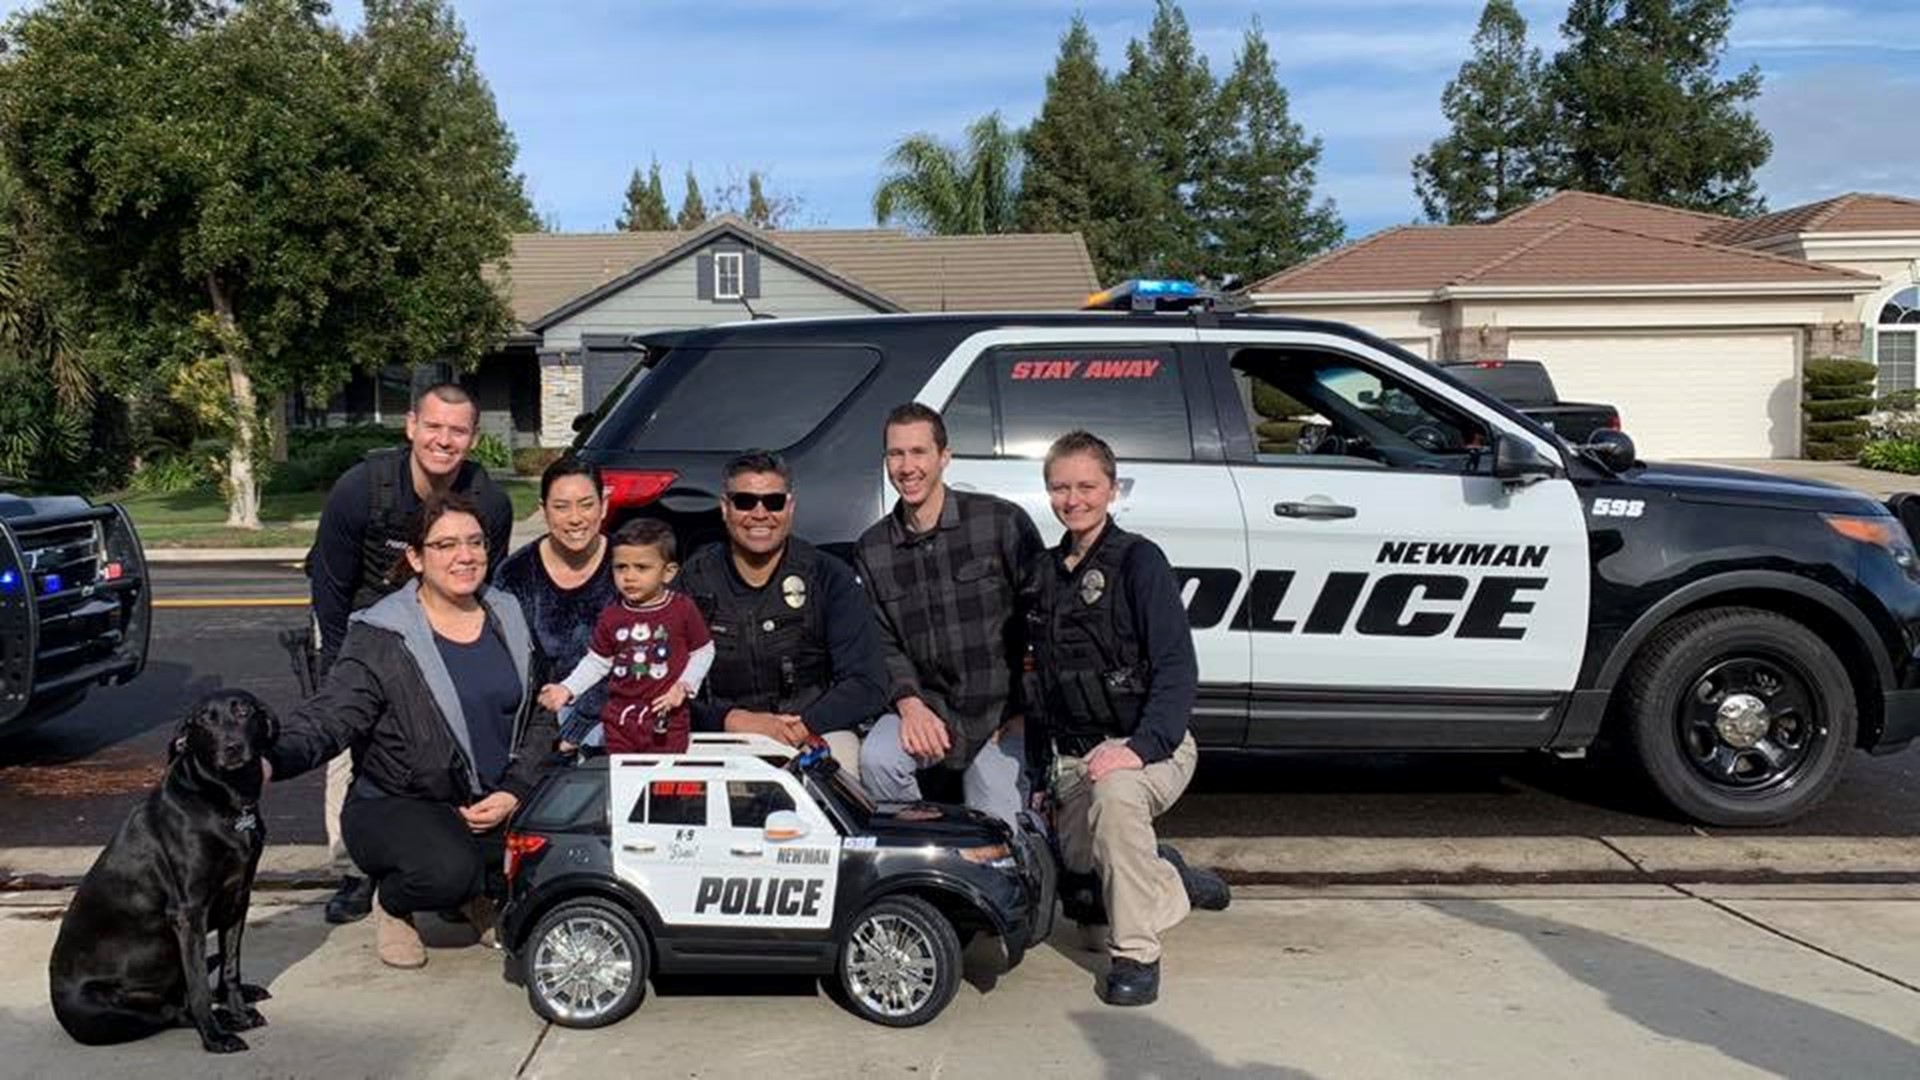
[1877,286,1919,396]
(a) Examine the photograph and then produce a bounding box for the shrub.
[512,446,565,476]
[128,452,215,494]
[1860,439,1920,474]
[471,432,510,470]
[1802,357,1878,459]
[271,424,401,494]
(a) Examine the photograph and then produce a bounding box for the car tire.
[835,894,962,1028]
[1621,606,1856,827]
[523,897,650,1029]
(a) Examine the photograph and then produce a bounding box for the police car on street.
[572,281,1920,827]
[498,735,1051,1029]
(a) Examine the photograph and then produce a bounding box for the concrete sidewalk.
[3,885,1916,1079]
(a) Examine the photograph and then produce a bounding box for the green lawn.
[113,477,539,549]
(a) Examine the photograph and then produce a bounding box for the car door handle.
[1274,501,1357,520]
[621,841,656,854]
[731,844,764,857]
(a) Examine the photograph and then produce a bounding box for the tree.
[677,168,708,230]
[1196,19,1344,286]
[1545,0,1770,216]
[1017,16,1158,282]
[1115,0,1217,277]
[1412,0,1553,223]
[0,178,93,484]
[616,159,673,231]
[872,112,1023,235]
[745,172,773,229]
[712,168,804,229]
[0,0,531,526]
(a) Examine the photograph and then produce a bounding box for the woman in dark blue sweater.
[494,457,618,749]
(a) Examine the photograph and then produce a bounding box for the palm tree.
[873,112,1023,234]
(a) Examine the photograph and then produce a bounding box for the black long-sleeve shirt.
[1104,535,1199,764]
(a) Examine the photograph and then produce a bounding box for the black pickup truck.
[0,485,150,736]
[1440,359,1621,444]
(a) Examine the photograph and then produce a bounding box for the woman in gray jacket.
[268,492,559,969]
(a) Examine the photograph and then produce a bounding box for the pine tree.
[1115,0,1216,277]
[615,158,672,231]
[1545,0,1770,215]
[745,171,773,228]
[1016,15,1157,283]
[1197,19,1343,287]
[1412,0,1552,223]
[676,168,708,230]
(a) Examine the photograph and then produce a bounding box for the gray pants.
[860,714,1025,829]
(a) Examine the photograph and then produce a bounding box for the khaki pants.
[821,729,861,785]
[1053,733,1198,963]
[324,751,360,877]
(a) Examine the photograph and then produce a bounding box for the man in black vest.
[681,450,886,775]
[306,383,515,923]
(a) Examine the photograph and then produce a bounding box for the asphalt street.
[5,562,1920,854]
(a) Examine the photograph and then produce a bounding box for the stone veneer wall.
[1441,325,1510,362]
[539,353,583,448]
[1804,322,1865,360]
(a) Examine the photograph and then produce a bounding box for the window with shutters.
[714,252,744,299]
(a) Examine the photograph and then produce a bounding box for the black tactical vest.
[351,448,416,612]
[682,539,833,716]
[1025,524,1147,753]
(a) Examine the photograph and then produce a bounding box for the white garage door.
[1507,332,1800,459]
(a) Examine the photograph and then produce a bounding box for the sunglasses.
[726,492,790,513]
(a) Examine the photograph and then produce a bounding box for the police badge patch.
[1079,569,1105,605]
[782,574,807,610]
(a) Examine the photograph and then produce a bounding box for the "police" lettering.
[694,876,824,917]
[1174,567,1547,639]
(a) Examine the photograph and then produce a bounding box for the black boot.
[1100,957,1160,1006]
[1158,844,1231,912]
[325,874,374,924]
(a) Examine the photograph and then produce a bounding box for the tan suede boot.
[463,896,499,949]
[375,899,428,969]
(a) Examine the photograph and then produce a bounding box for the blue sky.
[23,1,1920,238]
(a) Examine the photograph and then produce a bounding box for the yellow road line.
[155,598,310,609]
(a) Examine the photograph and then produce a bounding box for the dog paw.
[239,983,272,1004]
[217,1004,267,1031]
[201,1031,249,1054]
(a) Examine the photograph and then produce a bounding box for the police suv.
[498,735,1050,1029]
[573,282,1920,827]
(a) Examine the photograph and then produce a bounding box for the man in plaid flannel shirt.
[854,403,1044,828]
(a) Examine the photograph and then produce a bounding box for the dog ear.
[169,708,196,762]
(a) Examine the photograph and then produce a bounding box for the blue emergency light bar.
[0,568,18,595]
[1083,279,1212,313]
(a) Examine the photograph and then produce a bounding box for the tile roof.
[1698,193,1920,246]
[491,216,1099,325]
[1247,218,1875,295]
[1492,190,1733,240]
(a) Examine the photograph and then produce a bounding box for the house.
[305,215,1100,449]
[1244,191,1920,460]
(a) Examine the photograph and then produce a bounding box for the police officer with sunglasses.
[678,450,889,776]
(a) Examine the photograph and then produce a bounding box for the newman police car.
[498,735,1050,1029]
[574,280,1920,827]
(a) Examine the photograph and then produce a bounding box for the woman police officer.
[1023,430,1230,1007]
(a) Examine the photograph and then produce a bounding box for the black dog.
[49,690,277,1053]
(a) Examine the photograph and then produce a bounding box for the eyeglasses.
[726,492,789,513]
[422,535,488,555]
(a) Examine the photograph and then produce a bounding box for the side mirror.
[1583,429,1637,473]
[571,411,595,434]
[764,810,808,843]
[1492,433,1561,483]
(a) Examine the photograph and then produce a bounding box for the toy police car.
[498,734,1052,1029]
[572,284,1920,827]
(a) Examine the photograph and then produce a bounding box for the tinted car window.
[523,770,610,831]
[726,780,797,829]
[1447,362,1554,404]
[986,346,1190,460]
[944,361,995,456]
[587,346,879,451]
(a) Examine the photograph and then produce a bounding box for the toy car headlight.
[959,843,1017,870]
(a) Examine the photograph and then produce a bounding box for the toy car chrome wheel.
[524,898,649,1029]
[836,895,962,1028]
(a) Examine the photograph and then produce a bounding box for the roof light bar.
[1083,278,1213,313]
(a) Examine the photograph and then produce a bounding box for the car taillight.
[601,469,678,514]
[1606,415,1621,430]
[504,831,548,883]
